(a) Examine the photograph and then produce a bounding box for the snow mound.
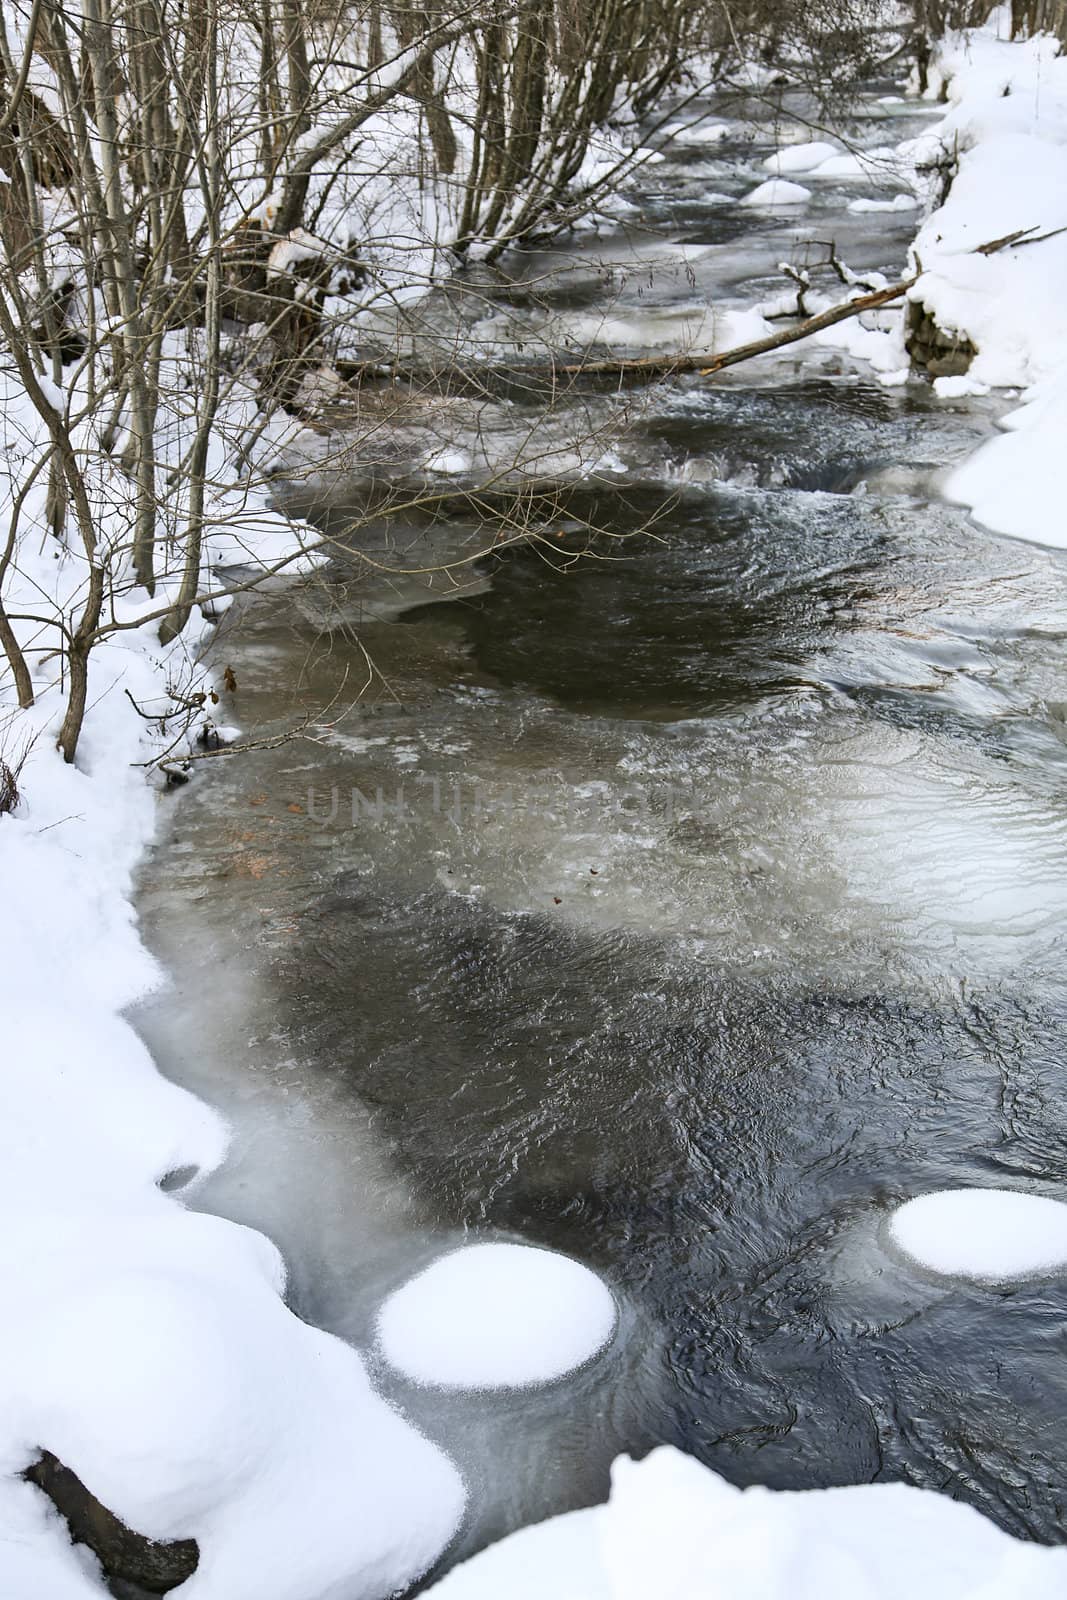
[669,119,729,145]
[889,1188,1067,1282]
[428,1444,1067,1598]
[848,193,918,213]
[425,449,471,476]
[7,1205,466,1599]
[945,370,1067,548]
[740,179,811,207]
[762,140,838,174]
[377,1242,617,1389]
[811,144,897,178]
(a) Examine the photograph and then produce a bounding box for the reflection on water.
[133,80,1067,1585]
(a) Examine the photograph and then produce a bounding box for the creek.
[133,79,1067,1582]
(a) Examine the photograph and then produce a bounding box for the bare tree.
[0,0,946,765]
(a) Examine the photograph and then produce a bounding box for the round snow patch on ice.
[889,1188,1067,1282]
[377,1242,617,1388]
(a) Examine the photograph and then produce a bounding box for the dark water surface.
[133,83,1067,1580]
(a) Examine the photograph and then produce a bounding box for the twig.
[975,225,1040,256]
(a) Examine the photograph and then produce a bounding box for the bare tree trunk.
[282,0,311,138]
[160,0,222,646]
[83,0,159,593]
[0,605,33,707]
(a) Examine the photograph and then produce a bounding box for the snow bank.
[906,17,1067,546]
[428,1445,1067,1598]
[889,1189,1067,1281]
[0,1480,108,1598]
[740,178,812,206]
[377,1243,617,1388]
[0,356,465,1596]
[946,371,1067,546]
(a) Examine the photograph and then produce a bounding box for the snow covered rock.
[762,140,838,174]
[668,119,729,145]
[740,179,811,207]
[425,449,471,475]
[811,145,898,178]
[376,1242,617,1389]
[848,193,918,213]
[889,1188,1067,1282]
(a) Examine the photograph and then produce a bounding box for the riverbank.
[911,17,1067,546]
[0,375,475,1597]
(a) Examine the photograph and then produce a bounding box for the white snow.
[427,1445,1067,1599]
[556,303,771,355]
[740,178,811,207]
[945,371,1067,547]
[848,193,918,212]
[666,118,730,144]
[811,143,899,178]
[0,1480,108,1598]
[889,1189,1067,1282]
[425,448,472,475]
[0,340,465,1597]
[762,140,838,174]
[904,17,1067,547]
[376,1243,617,1389]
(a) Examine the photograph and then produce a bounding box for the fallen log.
[335,277,917,396]
[556,277,917,379]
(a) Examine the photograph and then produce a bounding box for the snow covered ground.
[426,1445,1067,1599]
[0,356,475,1596]
[732,8,1067,540]
[902,20,1067,548]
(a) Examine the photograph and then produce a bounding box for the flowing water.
[133,83,1067,1581]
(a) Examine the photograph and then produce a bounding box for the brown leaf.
[223,666,237,693]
